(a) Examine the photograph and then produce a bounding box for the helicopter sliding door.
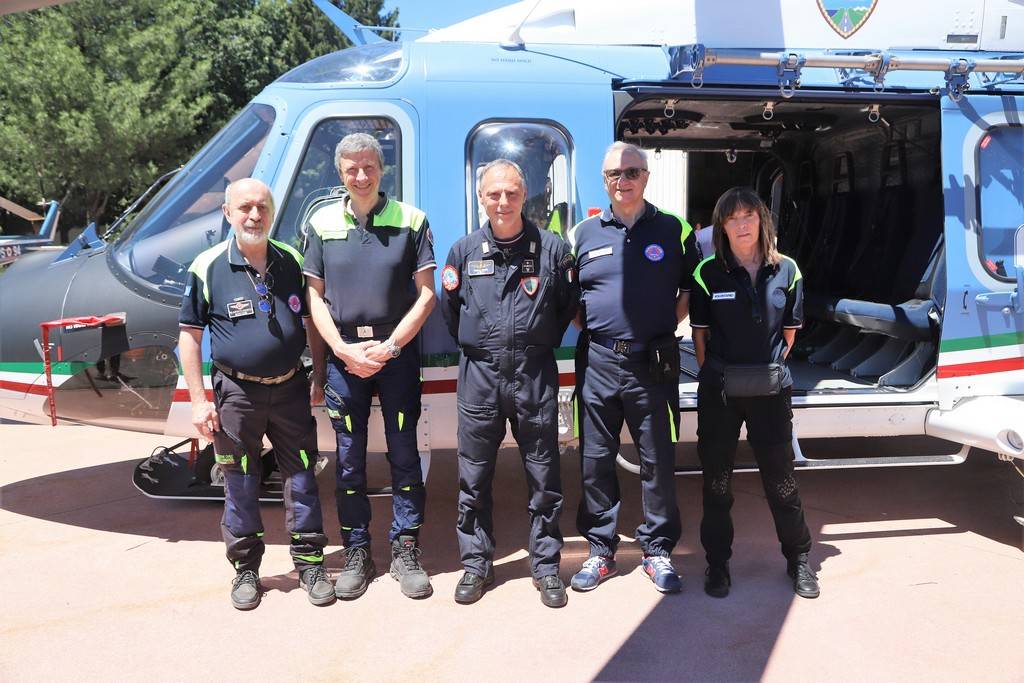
[937,94,1024,409]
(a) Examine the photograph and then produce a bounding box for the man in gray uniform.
[442,159,579,607]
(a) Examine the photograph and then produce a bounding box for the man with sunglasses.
[179,177,333,610]
[567,142,699,593]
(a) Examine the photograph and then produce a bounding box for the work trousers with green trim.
[212,369,327,573]
[325,345,425,548]
[574,338,682,559]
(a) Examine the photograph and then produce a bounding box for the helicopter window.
[977,126,1024,281]
[276,117,401,252]
[111,103,275,295]
[466,121,572,236]
[279,43,404,85]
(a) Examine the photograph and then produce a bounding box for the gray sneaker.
[334,546,375,599]
[230,569,261,610]
[299,565,336,606]
[390,535,433,598]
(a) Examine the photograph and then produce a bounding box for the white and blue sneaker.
[570,556,617,592]
[642,555,682,593]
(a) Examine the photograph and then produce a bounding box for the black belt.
[588,333,649,356]
[339,321,398,340]
[213,361,298,385]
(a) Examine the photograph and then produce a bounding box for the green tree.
[0,0,396,237]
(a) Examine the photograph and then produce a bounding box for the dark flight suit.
[690,252,812,566]
[303,192,435,548]
[442,220,579,578]
[568,202,699,559]
[179,237,326,573]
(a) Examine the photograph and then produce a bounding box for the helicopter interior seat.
[777,160,816,259]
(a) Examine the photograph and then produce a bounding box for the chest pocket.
[459,261,501,344]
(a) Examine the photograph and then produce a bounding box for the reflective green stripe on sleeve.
[294,554,323,564]
[187,240,230,303]
[378,198,427,230]
[299,449,309,469]
[693,256,715,296]
[270,238,304,269]
[662,210,694,253]
[781,255,803,291]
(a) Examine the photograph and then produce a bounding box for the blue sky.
[381,0,515,32]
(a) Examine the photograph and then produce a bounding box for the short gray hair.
[477,158,527,195]
[603,141,648,168]
[334,132,385,173]
[224,177,275,214]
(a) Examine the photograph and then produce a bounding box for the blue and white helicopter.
[1,0,1023,515]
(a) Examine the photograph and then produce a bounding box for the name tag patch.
[227,299,255,318]
[712,291,737,301]
[588,246,613,259]
[468,260,495,276]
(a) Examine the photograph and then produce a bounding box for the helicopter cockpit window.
[977,126,1024,281]
[279,43,404,84]
[111,103,275,294]
[275,117,400,251]
[466,121,572,236]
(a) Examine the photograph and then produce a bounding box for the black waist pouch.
[648,335,681,384]
[722,363,783,397]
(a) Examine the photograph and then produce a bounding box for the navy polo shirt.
[303,193,435,328]
[568,201,698,342]
[689,252,803,384]
[179,237,309,377]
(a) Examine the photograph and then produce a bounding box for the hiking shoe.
[390,535,432,599]
[230,569,261,610]
[642,555,682,593]
[299,565,335,606]
[334,546,375,599]
[570,556,617,592]
[533,574,568,608]
[704,564,731,599]
[454,569,494,604]
[787,555,820,599]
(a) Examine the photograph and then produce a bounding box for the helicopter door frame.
[267,99,420,221]
[937,94,1024,410]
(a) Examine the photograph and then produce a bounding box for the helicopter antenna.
[500,0,544,50]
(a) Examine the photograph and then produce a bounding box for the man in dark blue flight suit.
[305,133,436,600]
[179,178,333,610]
[442,159,579,607]
[568,142,699,593]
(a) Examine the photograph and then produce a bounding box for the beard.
[236,226,268,246]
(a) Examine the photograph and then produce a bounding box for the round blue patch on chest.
[644,243,665,262]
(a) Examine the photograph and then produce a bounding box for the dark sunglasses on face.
[603,167,648,181]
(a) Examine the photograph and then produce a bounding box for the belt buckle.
[613,340,631,355]
[357,325,374,339]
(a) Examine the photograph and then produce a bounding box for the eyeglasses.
[603,167,648,181]
[247,270,275,319]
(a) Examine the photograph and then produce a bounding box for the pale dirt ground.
[1,422,1022,682]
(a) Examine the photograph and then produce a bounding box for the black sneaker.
[787,555,820,599]
[299,565,336,606]
[334,546,375,599]
[454,569,495,604]
[390,535,432,599]
[704,564,731,598]
[533,574,568,608]
[230,569,261,610]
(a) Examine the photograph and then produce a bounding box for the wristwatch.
[385,340,402,358]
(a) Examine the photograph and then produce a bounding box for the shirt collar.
[599,200,656,230]
[480,218,540,258]
[228,236,282,269]
[343,192,389,225]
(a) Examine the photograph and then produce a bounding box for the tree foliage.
[0,0,396,235]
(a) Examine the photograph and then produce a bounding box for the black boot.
[704,563,731,598]
[230,569,261,610]
[454,569,494,604]
[533,574,568,608]
[390,535,432,599]
[787,554,820,599]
